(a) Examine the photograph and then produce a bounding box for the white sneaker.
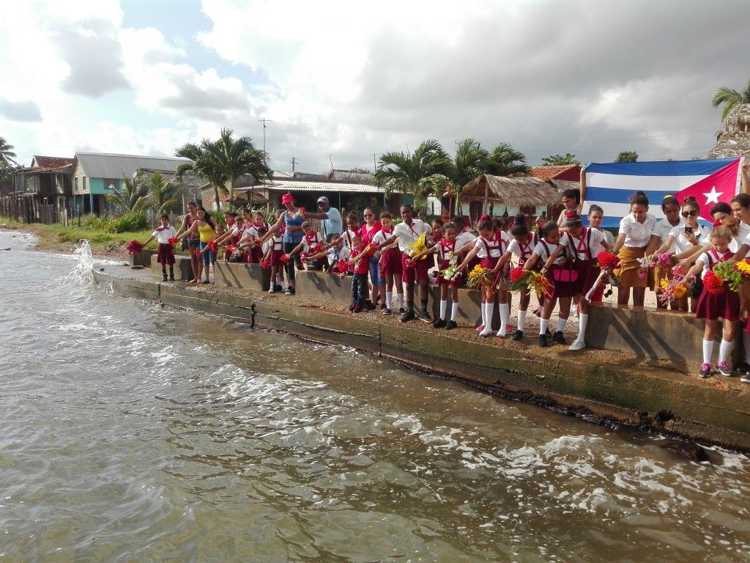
[479,327,494,337]
[568,338,586,351]
[496,328,508,338]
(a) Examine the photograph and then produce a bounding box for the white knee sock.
[557,317,567,332]
[451,302,459,322]
[480,301,487,327]
[485,303,495,329]
[577,313,589,341]
[395,292,403,310]
[385,291,392,309]
[517,310,526,332]
[539,318,549,336]
[743,331,750,364]
[702,339,715,365]
[440,299,448,320]
[719,339,734,365]
[498,303,510,336]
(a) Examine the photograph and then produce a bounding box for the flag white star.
[704,186,722,205]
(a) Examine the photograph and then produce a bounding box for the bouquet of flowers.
[332,258,350,275]
[657,265,689,304]
[408,233,428,260]
[703,271,725,295]
[167,236,179,247]
[656,252,674,269]
[735,260,750,279]
[597,251,620,272]
[713,261,742,292]
[126,240,143,255]
[467,264,493,288]
[260,256,271,270]
[440,264,461,282]
[225,243,238,257]
[509,267,554,299]
[279,253,291,265]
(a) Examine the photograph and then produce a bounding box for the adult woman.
[360,208,383,308]
[176,201,201,283]
[653,197,711,311]
[262,193,328,294]
[612,191,659,307]
[176,207,216,284]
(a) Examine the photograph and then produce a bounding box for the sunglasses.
[681,210,697,217]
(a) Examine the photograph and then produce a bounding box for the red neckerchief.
[156,225,169,231]
[518,233,535,260]
[710,247,733,264]
[440,238,455,260]
[304,231,319,246]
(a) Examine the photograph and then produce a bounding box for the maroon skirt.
[269,249,284,267]
[379,248,402,276]
[574,259,599,295]
[696,288,740,321]
[157,243,175,265]
[547,264,577,299]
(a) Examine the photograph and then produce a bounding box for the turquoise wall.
[90,178,122,195]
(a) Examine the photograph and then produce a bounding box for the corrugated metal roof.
[256,179,385,194]
[75,152,191,179]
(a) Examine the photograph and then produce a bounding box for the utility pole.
[258,118,272,155]
[291,157,297,173]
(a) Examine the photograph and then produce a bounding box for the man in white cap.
[317,196,342,242]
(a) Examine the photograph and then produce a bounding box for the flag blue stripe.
[587,158,734,176]
[585,186,677,205]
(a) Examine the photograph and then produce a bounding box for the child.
[176,207,216,284]
[372,212,404,315]
[266,210,286,293]
[143,214,177,281]
[523,222,574,347]
[430,218,444,244]
[557,189,581,231]
[558,210,607,351]
[350,233,374,312]
[289,221,328,271]
[458,219,508,337]
[431,222,461,329]
[685,227,739,378]
[496,214,537,341]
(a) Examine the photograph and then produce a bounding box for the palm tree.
[712,80,750,121]
[0,136,17,168]
[146,172,180,216]
[615,151,638,163]
[452,138,488,188]
[109,174,149,214]
[375,139,453,211]
[482,143,530,176]
[541,153,580,166]
[176,129,271,210]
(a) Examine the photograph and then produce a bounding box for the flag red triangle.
[676,159,742,221]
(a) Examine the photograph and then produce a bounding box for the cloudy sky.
[0,0,747,172]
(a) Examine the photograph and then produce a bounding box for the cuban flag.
[582,158,742,228]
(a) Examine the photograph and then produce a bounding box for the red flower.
[703,271,725,295]
[126,240,143,255]
[207,240,218,254]
[280,253,291,264]
[225,244,237,255]
[597,251,619,270]
[260,257,271,270]
[167,237,178,247]
[510,266,525,283]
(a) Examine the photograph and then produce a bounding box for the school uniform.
[373,228,401,277]
[153,225,176,265]
[532,239,576,299]
[300,231,327,270]
[561,227,604,296]
[695,248,740,322]
[436,238,462,287]
[393,219,432,284]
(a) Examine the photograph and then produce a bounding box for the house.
[530,164,582,182]
[71,152,191,215]
[0,155,74,223]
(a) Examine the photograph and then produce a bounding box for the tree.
[0,137,17,168]
[712,80,750,121]
[176,128,271,210]
[615,151,638,163]
[452,138,488,188]
[108,174,149,214]
[375,139,453,211]
[482,143,530,176]
[541,153,580,166]
[146,172,180,216]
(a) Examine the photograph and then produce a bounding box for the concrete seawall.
[98,263,750,451]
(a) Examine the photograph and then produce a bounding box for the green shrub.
[81,214,113,230]
[109,211,148,233]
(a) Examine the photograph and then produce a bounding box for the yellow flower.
[735,260,750,277]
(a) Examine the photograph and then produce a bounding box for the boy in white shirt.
[392,205,432,322]
[143,214,177,281]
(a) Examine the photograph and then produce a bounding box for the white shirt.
[455,231,477,253]
[473,234,508,259]
[654,218,683,252]
[532,239,567,266]
[668,224,712,254]
[506,233,537,265]
[340,228,359,251]
[372,229,394,247]
[560,227,604,261]
[393,219,431,254]
[301,232,324,253]
[618,213,657,248]
[696,247,734,279]
[152,225,176,244]
[593,227,615,247]
[239,225,259,247]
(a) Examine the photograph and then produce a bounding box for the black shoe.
[552,331,565,345]
[416,308,431,322]
[274,284,283,292]
[399,307,406,314]
[383,308,392,316]
[512,329,524,341]
[284,288,293,295]
[365,300,376,310]
[538,333,549,347]
[162,274,168,281]
[433,318,446,328]
[400,309,416,322]
[445,320,457,330]
[169,275,175,281]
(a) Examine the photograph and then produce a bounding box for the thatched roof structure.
[709,104,750,159]
[460,174,562,207]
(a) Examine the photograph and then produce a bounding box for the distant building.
[530,164,581,182]
[2,155,74,223]
[71,152,191,215]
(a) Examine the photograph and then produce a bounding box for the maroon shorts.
[379,249,402,277]
[157,243,175,265]
[574,259,598,296]
[402,254,429,284]
[696,289,740,322]
[547,265,577,299]
[270,249,284,267]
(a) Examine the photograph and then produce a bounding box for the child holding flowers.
[142,214,177,281]
[288,221,328,271]
[684,226,740,378]
[523,222,575,347]
[416,223,462,329]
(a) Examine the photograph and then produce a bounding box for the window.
[74,177,79,193]
[83,177,87,193]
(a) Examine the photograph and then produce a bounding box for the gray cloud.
[0,99,42,122]
[54,20,130,97]
[161,74,248,115]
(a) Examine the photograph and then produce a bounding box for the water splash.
[64,239,94,285]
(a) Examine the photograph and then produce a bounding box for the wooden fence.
[0,194,69,225]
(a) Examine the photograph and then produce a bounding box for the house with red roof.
[529,164,581,182]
